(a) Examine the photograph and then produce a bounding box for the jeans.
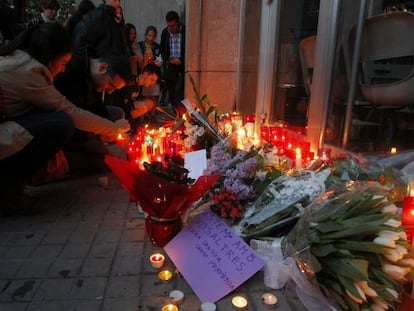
[0,111,74,179]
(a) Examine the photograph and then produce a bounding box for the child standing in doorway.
[139,26,162,112]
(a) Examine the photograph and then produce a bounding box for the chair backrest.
[349,12,414,106]
[299,35,317,96]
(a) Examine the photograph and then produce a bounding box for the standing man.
[160,11,185,108]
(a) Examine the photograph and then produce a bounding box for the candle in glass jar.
[149,253,165,268]
[158,269,173,281]
[231,296,248,310]
[402,179,414,243]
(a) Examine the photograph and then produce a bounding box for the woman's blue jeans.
[0,111,74,179]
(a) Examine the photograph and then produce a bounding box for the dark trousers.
[162,64,184,107]
[0,111,74,179]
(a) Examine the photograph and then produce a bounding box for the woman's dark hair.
[0,23,72,67]
[144,25,157,37]
[125,23,136,45]
[65,0,95,36]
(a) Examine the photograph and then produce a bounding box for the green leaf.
[321,258,369,280]
[311,243,338,257]
[335,241,386,254]
[317,220,345,233]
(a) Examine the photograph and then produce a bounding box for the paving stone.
[15,259,54,278]
[3,246,35,259]
[0,279,40,301]
[79,258,112,277]
[105,276,141,298]
[69,277,107,299]
[33,278,73,300]
[47,258,83,278]
[0,302,28,311]
[30,245,63,258]
[59,243,91,259]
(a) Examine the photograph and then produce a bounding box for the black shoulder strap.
[0,83,8,122]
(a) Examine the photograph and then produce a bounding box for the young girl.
[138,26,162,109]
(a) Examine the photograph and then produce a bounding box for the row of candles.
[149,252,278,310]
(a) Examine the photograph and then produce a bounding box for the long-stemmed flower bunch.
[283,182,413,311]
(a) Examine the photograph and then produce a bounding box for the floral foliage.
[210,190,244,223]
[284,182,413,311]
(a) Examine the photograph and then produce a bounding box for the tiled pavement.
[0,172,306,311]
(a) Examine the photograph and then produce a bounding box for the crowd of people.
[0,0,186,215]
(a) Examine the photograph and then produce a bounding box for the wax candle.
[200,302,216,311]
[116,133,126,146]
[402,179,414,243]
[161,304,178,311]
[261,292,278,309]
[390,147,397,154]
[295,147,302,170]
[158,270,173,281]
[149,253,165,268]
[169,290,184,305]
[231,296,248,310]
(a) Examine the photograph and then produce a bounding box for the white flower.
[372,298,389,310]
[385,288,399,299]
[382,204,397,214]
[383,244,408,262]
[355,281,377,297]
[346,290,363,304]
[371,303,387,311]
[398,258,414,267]
[384,218,400,227]
[374,230,400,247]
[382,264,410,280]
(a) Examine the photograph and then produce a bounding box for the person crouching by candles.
[0,23,130,215]
[54,29,138,173]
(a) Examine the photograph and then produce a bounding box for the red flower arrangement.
[105,155,220,246]
[210,189,244,224]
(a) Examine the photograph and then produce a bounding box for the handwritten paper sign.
[164,210,264,302]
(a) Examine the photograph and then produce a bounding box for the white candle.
[149,253,165,268]
[169,290,184,305]
[199,302,216,311]
[261,292,278,309]
[295,147,302,170]
[231,296,248,310]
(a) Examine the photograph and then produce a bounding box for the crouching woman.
[0,23,130,215]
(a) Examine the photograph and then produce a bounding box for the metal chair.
[349,11,414,106]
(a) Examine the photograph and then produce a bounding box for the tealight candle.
[161,304,178,311]
[231,296,248,310]
[261,292,278,309]
[149,253,165,269]
[199,302,216,311]
[158,269,173,281]
[390,147,397,154]
[169,290,184,305]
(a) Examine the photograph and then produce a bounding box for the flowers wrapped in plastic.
[105,155,220,247]
[252,181,413,311]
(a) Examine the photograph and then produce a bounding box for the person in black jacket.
[159,11,185,108]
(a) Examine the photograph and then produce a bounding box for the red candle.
[402,181,414,242]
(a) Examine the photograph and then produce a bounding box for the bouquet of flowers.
[253,181,413,311]
[105,155,220,246]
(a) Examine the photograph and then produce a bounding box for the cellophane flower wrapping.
[275,181,413,311]
[104,155,220,219]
